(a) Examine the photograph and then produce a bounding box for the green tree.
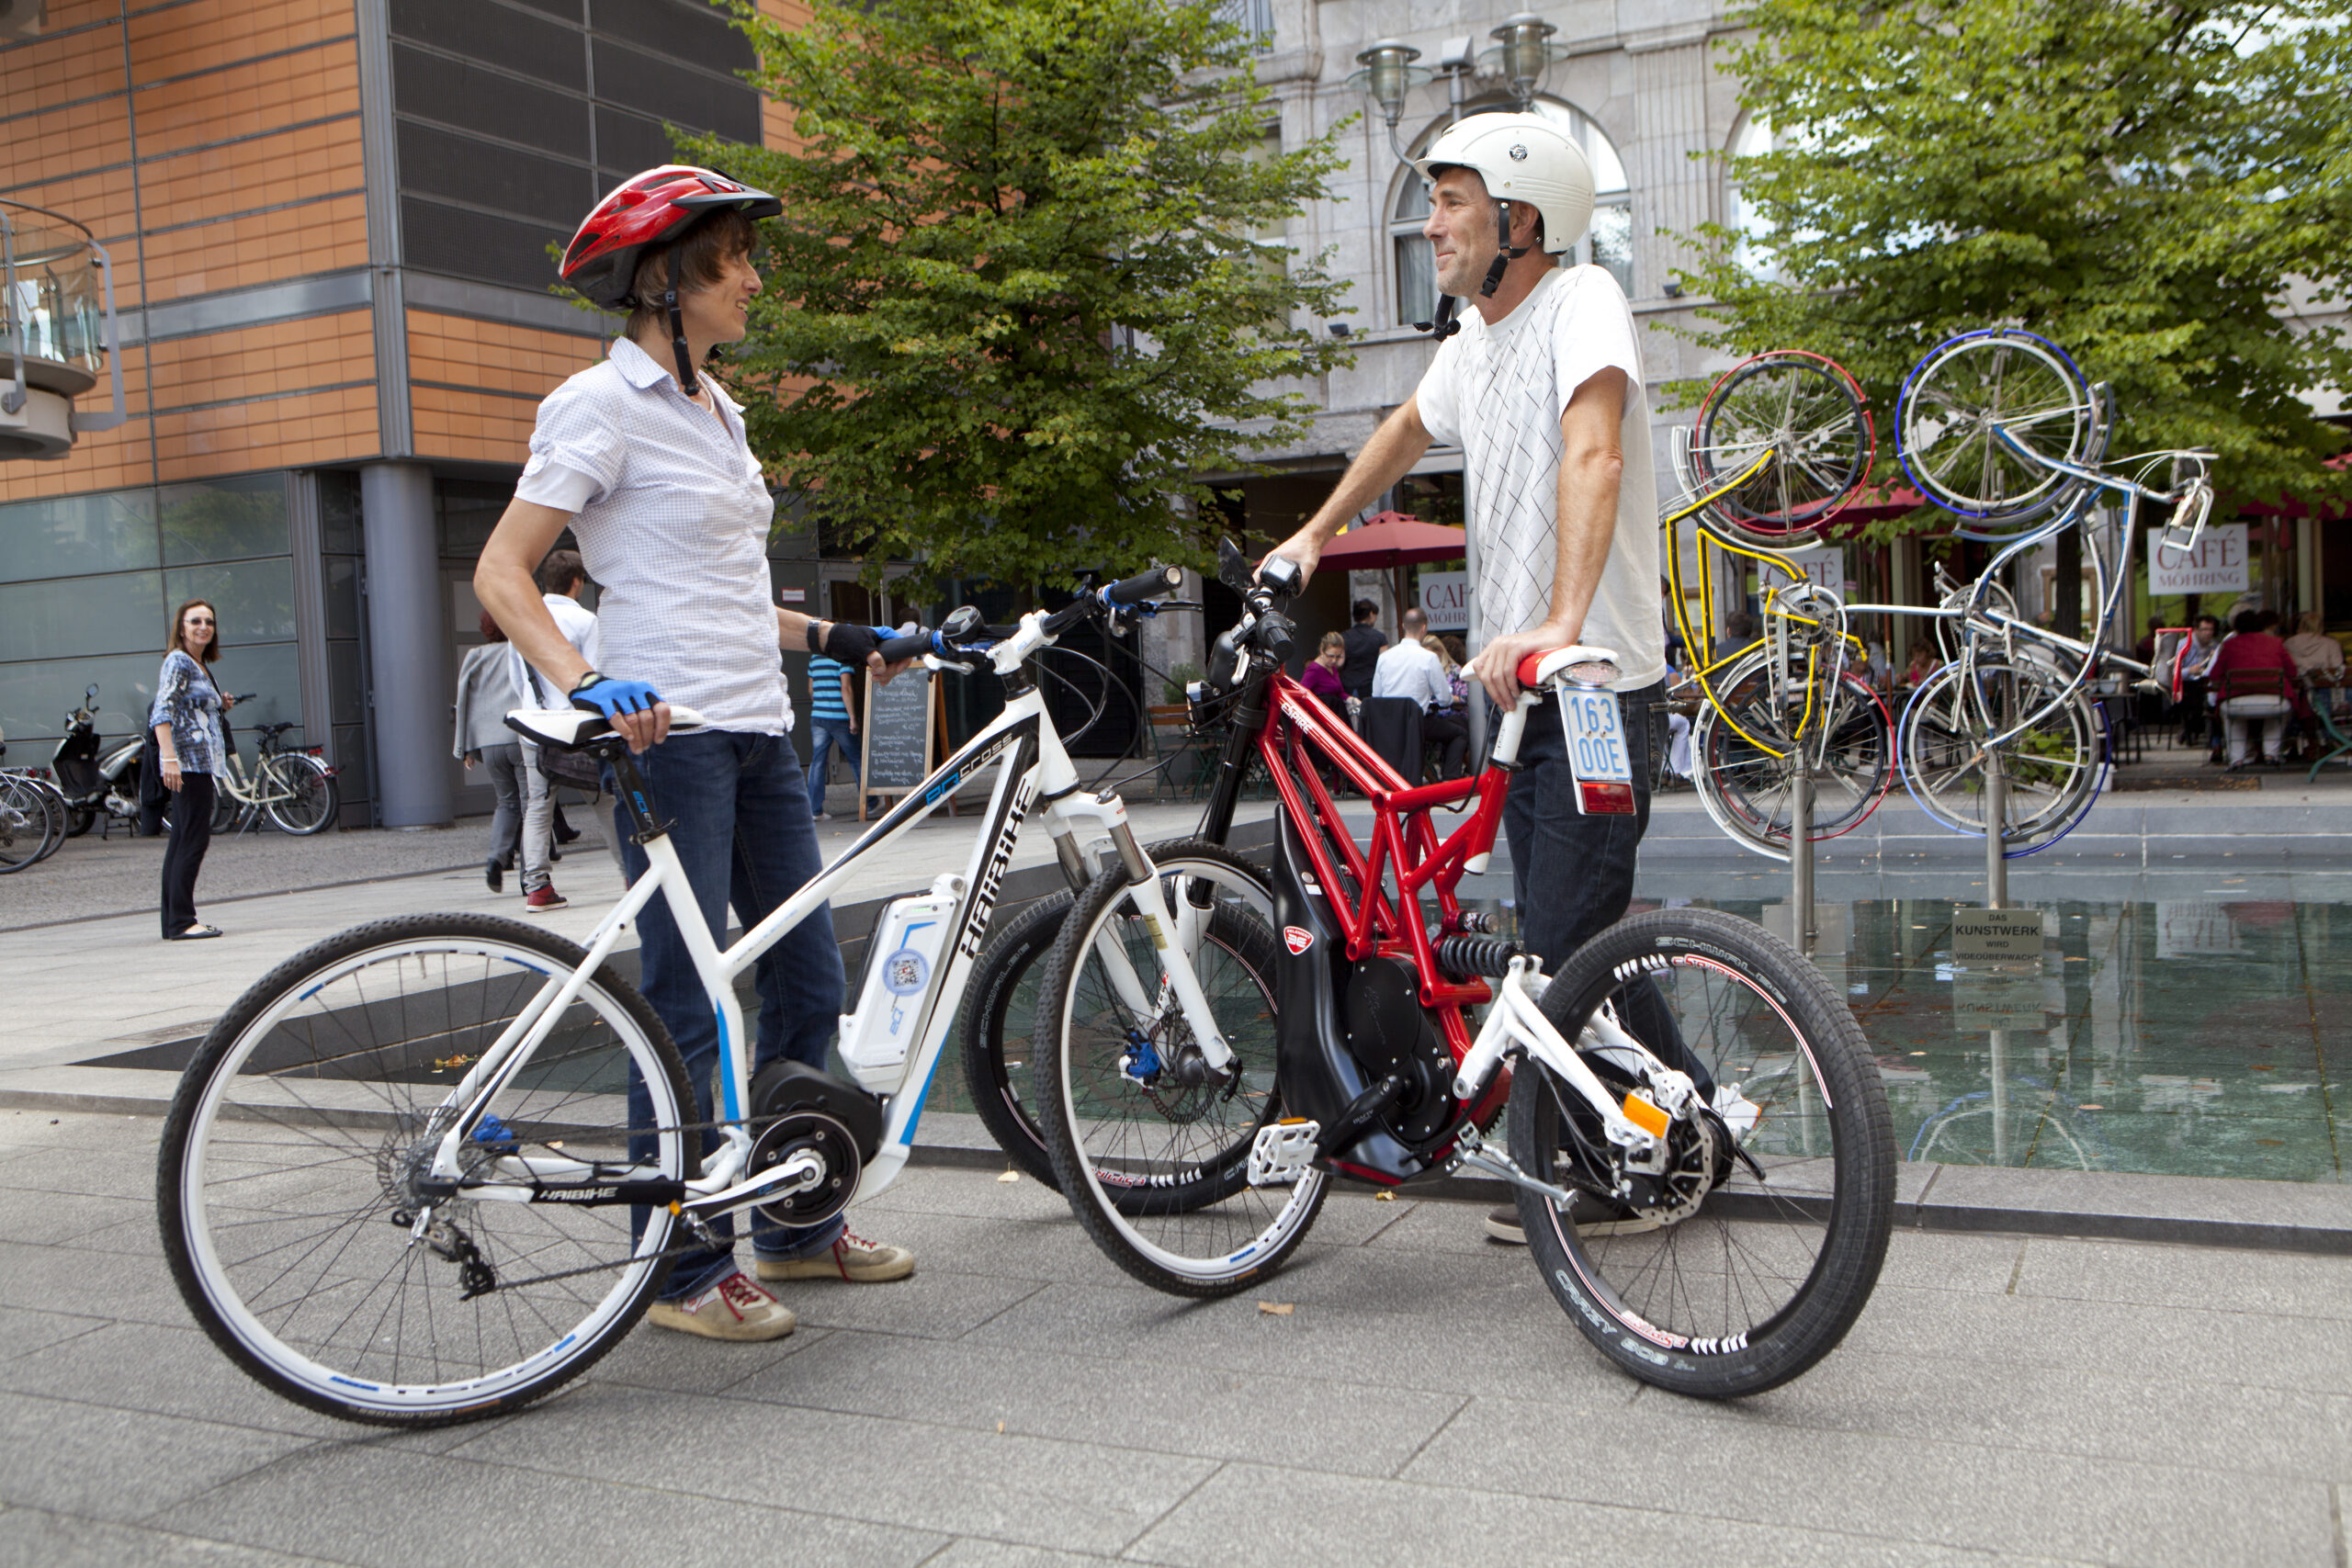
[1678,0,2352,538]
[689,0,1355,591]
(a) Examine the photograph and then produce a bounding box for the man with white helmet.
[1264,111,1713,1241]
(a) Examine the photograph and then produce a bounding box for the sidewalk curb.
[18,1078,2343,1258]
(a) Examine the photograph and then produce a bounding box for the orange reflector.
[1579,781,1636,815]
[1621,1093,1670,1139]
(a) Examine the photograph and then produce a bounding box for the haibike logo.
[957,781,1035,958]
[531,1189,624,1205]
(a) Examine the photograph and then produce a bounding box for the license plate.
[1561,687,1636,815]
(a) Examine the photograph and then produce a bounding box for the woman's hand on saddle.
[570,672,670,753]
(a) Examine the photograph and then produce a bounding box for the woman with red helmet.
[476,165,919,1344]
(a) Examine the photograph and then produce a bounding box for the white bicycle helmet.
[1412,111,1596,255]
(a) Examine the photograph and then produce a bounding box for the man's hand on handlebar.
[1258,533,1320,592]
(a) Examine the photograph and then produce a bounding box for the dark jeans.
[806,717,858,816]
[161,773,214,936]
[1505,682,1712,1096]
[616,729,847,1300]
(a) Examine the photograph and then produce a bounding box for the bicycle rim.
[1693,657,1892,861]
[1899,660,2106,853]
[265,756,337,834]
[162,920,687,1422]
[1897,331,2094,524]
[0,778,51,870]
[1042,863,1322,1290]
[1515,909,1893,1395]
[1690,351,1874,537]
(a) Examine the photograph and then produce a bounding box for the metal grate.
[388,0,587,91]
[401,197,574,292]
[391,43,593,161]
[590,38,759,140]
[589,0,753,73]
[397,121,595,228]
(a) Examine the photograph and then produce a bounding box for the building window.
[1216,0,1273,48]
[1726,114,1786,284]
[1391,97,1633,326]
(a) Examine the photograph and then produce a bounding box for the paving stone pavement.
[2,1110,2348,1567]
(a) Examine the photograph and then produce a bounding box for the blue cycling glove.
[569,671,663,721]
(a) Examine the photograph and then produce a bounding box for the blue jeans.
[1505,682,1712,1097]
[805,717,858,816]
[616,729,847,1301]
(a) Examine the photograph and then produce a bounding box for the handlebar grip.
[877,632,935,663]
[1100,565,1182,607]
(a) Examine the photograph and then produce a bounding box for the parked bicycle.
[0,746,67,872]
[158,567,1269,1425]
[1030,542,1896,1399]
[207,705,339,836]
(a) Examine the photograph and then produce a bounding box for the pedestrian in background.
[152,598,232,940]
[511,549,600,912]
[2285,610,2344,744]
[1340,597,1386,705]
[454,609,527,892]
[1301,630,1351,718]
[2206,608,2302,769]
[805,646,857,821]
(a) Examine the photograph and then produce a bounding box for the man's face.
[1424,168,1501,299]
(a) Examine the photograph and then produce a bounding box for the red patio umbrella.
[1320,513,1470,622]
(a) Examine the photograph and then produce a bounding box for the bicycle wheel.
[1899,658,2108,854]
[211,784,243,835]
[1897,330,2098,525]
[959,844,1277,1191]
[1689,350,1874,541]
[1510,908,1894,1398]
[31,778,68,862]
[1034,840,1319,1297]
[263,753,339,835]
[1692,654,1892,862]
[159,913,693,1426]
[0,776,57,873]
[958,890,1074,1188]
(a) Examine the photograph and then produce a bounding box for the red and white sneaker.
[644,1269,797,1341]
[525,886,568,913]
[754,1231,915,1283]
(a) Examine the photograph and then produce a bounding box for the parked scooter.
[51,683,151,839]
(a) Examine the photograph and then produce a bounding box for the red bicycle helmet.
[560,164,782,395]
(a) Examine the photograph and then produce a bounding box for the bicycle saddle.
[1515,646,1624,690]
[504,705,709,750]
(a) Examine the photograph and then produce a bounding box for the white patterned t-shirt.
[1413,265,1663,693]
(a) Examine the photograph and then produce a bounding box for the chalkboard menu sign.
[861,668,934,799]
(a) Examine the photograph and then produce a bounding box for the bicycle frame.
[1232,663,1694,1181]
[413,623,1230,1229]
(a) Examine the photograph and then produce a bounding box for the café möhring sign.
[2148,524,2250,595]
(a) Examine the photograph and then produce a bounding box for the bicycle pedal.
[1247,1119,1319,1187]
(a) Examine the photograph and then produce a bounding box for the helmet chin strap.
[1414,198,1532,340]
[1479,198,1529,299]
[663,242,700,399]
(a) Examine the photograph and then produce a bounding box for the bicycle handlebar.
[1100,565,1183,607]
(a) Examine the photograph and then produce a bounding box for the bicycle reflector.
[1580,780,1636,815]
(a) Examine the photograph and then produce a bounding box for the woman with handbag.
[2206,609,2305,770]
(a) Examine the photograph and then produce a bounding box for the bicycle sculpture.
[1032,542,1896,1399]
[1665,333,2213,863]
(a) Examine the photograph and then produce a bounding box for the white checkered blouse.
[514,336,792,734]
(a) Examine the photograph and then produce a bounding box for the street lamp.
[1478,13,1566,107]
[1347,39,1430,163]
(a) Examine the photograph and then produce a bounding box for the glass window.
[209,640,305,741]
[0,570,165,663]
[1392,97,1635,324]
[319,471,362,554]
[0,651,164,748]
[0,490,159,583]
[165,558,299,645]
[323,554,362,640]
[160,473,289,565]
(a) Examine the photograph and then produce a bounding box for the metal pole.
[1983,744,2008,909]
[1790,758,1815,953]
[1987,1027,2010,1165]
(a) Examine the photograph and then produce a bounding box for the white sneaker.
[1712,1084,1761,1144]
[644,1270,797,1342]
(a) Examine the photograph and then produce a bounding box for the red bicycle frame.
[1253,671,1517,1113]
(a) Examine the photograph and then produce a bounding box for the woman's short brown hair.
[624,207,757,338]
[165,597,222,665]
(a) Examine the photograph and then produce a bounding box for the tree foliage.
[689,0,1354,591]
[1678,0,2352,536]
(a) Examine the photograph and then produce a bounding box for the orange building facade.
[0,0,808,825]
